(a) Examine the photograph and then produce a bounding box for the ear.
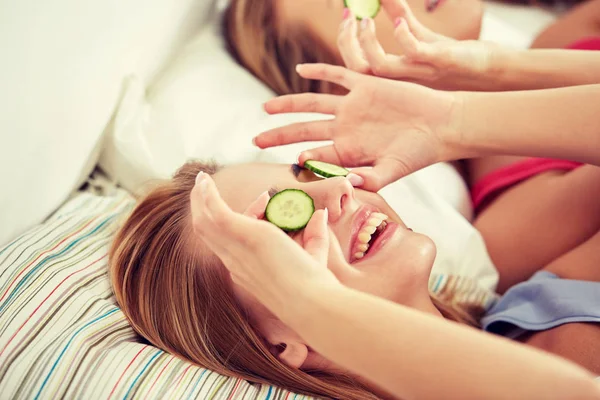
[276,341,309,369]
[261,319,309,369]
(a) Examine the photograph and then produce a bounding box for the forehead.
[212,163,297,213]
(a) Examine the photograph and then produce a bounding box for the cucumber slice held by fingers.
[344,0,381,19]
[266,189,315,232]
[304,160,350,178]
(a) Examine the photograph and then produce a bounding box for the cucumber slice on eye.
[265,189,315,232]
[344,0,381,19]
[304,160,350,178]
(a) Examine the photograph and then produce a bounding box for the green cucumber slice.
[265,189,315,232]
[304,160,349,178]
[344,0,381,19]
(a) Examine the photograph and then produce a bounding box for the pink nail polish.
[360,18,370,30]
[346,173,364,187]
[394,17,403,28]
[342,8,350,20]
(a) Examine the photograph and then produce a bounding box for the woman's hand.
[255,64,463,191]
[190,171,343,321]
[339,0,502,91]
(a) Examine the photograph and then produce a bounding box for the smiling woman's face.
[276,0,483,58]
[213,163,438,312]
[212,163,439,372]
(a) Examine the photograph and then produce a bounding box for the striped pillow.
[0,190,309,400]
[0,189,497,399]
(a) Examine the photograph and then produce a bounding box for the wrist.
[441,91,472,161]
[278,279,345,328]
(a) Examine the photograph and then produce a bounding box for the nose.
[310,177,356,222]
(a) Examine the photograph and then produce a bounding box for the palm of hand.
[331,77,454,178]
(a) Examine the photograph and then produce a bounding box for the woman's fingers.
[358,18,389,75]
[349,159,409,192]
[394,19,437,63]
[296,64,358,90]
[302,209,330,264]
[338,11,371,73]
[381,0,445,43]
[192,173,260,244]
[255,120,333,149]
[264,93,341,115]
[243,191,271,220]
[298,145,344,167]
[355,17,436,80]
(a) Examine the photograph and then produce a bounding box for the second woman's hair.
[223,0,339,95]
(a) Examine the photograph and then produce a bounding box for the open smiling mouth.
[352,212,389,261]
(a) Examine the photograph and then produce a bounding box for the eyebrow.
[291,163,303,178]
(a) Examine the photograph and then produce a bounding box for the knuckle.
[370,62,388,76]
[304,95,319,112]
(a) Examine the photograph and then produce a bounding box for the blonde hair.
[110,161,478,400]
[222,0,339,95]
[110,161,381,400]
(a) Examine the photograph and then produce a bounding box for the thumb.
[303,209,330,264]
[350,159,408,191]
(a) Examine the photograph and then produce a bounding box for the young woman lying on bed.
[108,76,600,400]
[110,156,600,399]
[225,0,600,294]
[107,3,600,399]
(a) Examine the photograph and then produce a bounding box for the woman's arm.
[293,283,600,400]
[191,174,600,400]
[459,84,600,166]
[531,0,600,49]
[339,0,600,91]
[491,49,600,91]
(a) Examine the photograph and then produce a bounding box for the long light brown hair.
[222,0,339,95]
[110,161,478,400]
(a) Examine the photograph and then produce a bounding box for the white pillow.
[481,2,557,48]
[0,0,216,246]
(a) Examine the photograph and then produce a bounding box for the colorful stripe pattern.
[0,189,497,399]
[0,191,311,400]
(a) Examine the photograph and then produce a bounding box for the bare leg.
[531,0,600,49]
[473,165,600,293]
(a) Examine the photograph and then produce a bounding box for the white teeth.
[353,212,390,261]
[358,232,371,243]
[367,218,382,227]
[362,225,377,235]
[372,213,388,221]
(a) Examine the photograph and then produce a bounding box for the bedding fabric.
[0,0,216,247]
[0,188,496,399]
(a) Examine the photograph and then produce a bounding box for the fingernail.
[199,179,209,195]
[252,137,257,146]
[342,7,350,20]
[323,208,329,225]
[395,17,403,28]
[360,18,370,31]
[342,17,352,31]
[296,64,303,74]
[346,173,364,187]
[195,171,205,185]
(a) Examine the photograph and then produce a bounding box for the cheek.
[346,235,436,305]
